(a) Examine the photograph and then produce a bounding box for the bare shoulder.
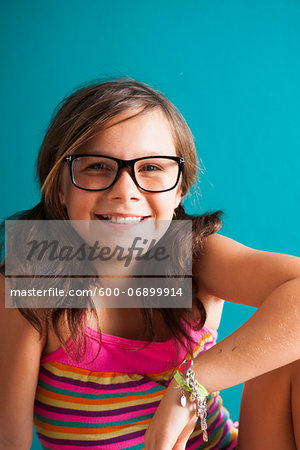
[0,274,46,446]
[0,275,46,345]
[194,233,300,307]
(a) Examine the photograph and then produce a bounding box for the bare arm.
[145,233,300,448]
[193,233,300,390]
[0,276,46,448]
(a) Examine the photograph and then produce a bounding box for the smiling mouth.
[95,215,151,224]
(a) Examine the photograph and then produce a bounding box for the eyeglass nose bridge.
[118,159,135,171]
[113,158,137,186]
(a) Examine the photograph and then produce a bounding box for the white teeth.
[101,215,144,224]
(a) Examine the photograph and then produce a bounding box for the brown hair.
[1,78,223,361]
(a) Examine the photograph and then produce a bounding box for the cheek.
[152,193,179,217]
[62,188,88,219]
[65,188,107,220]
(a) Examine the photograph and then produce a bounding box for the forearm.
[193,277,300,392]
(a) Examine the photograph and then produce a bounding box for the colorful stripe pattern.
[34,327,238,449]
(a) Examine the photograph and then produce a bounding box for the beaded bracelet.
[174,359,210,442]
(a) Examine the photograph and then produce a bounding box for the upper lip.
[95,213,151,217]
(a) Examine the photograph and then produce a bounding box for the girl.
[0,79,299,450]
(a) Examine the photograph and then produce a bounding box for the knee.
[241,360,300,421]
[290,358,300,382]
[238,360,299,449]
[245,359,299,391]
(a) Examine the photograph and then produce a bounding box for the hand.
[144,378,198,449]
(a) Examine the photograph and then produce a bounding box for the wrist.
[168,376,197,416]
[173,358,210,442]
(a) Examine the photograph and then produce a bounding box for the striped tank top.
[34,324,238,449]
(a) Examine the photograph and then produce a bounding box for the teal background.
[1,1,300,448]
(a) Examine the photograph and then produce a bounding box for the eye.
[84,163,113,172]
[139,164,162,172]
[87,163,108,170]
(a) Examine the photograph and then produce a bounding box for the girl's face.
[59,108,183,223]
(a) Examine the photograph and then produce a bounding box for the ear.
[175,187,183,209]
[59,189,65,207]
[58,166,67,207]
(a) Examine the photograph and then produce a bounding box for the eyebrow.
[76,150,167,157]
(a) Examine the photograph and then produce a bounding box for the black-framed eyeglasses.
[64,154,185,193]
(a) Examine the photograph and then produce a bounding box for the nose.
[106,167,142,201]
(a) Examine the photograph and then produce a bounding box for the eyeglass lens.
[72,156,180,191]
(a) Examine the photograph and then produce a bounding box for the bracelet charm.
[174,359,210,442]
